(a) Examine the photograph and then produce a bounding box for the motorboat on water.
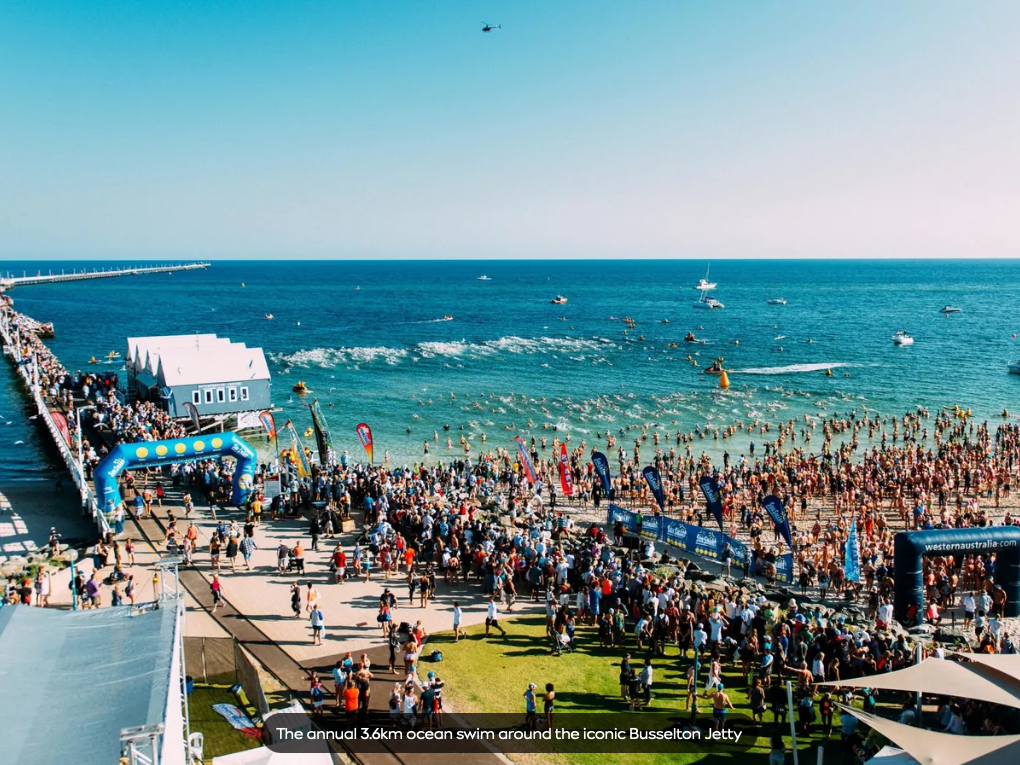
[441,315,453,321]
[551,295,568,304]
[477,275,492,281]
[893,330,914,346]
[694,265,717,291]
[693,293,724,309]
[684,332,706,344]
[767,298,787,305]
[264,313,274,320]
[941,305,961,314]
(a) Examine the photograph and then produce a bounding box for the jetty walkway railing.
[0,307,110,536]
[0,262,209,290]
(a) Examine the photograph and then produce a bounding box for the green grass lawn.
[189,684,265,763]
[428,614,873,765]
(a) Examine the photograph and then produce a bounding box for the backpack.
[430,650,443,663]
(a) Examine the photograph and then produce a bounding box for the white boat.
[694,265,717,291]
[767,298,787,305]
[893,331,914,346]
[941,305,961,314]
[477,275,492,281]
[693,292,724,310]
[551,295,568,305]
[1010,361,1020,375]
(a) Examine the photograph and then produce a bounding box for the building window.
[240,387,249,401]
[216,388,225,403]
[228,387,238,402]
[192,391,201,405]
[204,389,214,404]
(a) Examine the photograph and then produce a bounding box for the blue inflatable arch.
[894,526,1020,622]
[94,432,258,514]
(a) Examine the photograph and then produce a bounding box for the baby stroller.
[551,631,574,657]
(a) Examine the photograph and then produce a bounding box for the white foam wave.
[274,336,617,367]
[734,362,851,375]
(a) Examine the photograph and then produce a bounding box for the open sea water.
[3,259,1020,481]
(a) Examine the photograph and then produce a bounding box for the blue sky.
[1,1,1018,260]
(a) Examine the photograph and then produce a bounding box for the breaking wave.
[272,336,617,368]
[733,362,852,375]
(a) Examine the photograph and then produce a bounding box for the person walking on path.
[306,582,321,613]
[211,574,224,611]
[239,535,257,570]
[310,606,325,646]
[453,601,466,641]
[226,535,239,572]
[486,596,507,637]
[290,582,301,617]
[310,515,320,552]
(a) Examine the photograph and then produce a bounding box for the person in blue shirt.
[524,683,538,730]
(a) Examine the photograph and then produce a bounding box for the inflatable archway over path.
[894,526,1020,621]
[94,432,258,511]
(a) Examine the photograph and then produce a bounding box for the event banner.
[559,443,574,496]
[591,451,612,495]
[845,514,861,582]
[356,422,374,463]
[642,465,666,512]
[51,411,71,445]
[516,437,537,483]
[258,410,277,440]
[184,401,202,432]
[698,474,725,531]
[285,420,312,477]
[309,399,334,466]
[761,494,794,550]
[607,504,794,583]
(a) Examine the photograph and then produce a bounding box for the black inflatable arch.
[894,526,1020,622]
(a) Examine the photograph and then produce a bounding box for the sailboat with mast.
[695,265,717,291]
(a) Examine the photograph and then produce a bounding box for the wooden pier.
[0,262,209,290]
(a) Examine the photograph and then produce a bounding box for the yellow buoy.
[719,371,730,390]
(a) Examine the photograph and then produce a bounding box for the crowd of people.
[7,297,1020,756]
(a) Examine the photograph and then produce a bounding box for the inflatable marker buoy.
[719,371,730,390]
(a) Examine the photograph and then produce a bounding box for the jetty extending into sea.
[0,262,209,290]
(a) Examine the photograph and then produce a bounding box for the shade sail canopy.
[837,704,1020,765]
[818,658,1020,708]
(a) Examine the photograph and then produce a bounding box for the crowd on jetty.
[1,303,187,477]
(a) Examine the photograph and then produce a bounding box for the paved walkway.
[119,486,515,765]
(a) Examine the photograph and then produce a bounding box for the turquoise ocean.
[3,259,1020,481]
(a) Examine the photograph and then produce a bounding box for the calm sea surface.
[3,259,1020,480]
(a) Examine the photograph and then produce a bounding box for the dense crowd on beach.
[6,298,1020,756]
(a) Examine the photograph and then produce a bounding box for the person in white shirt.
[708,613,726,646]
[812,653,826,682]
[877,600,894,628]
[452,601,465,642]
[693,624,708,655]
[962,593,976,629]
[486,596,506,637]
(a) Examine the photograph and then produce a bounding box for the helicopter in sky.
[481,22,501,32]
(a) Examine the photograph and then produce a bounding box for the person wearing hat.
[524,683,538,730]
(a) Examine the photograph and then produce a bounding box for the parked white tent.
[817,657,1020,708]
[837,704,1020,765]
[212,747,335,765]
